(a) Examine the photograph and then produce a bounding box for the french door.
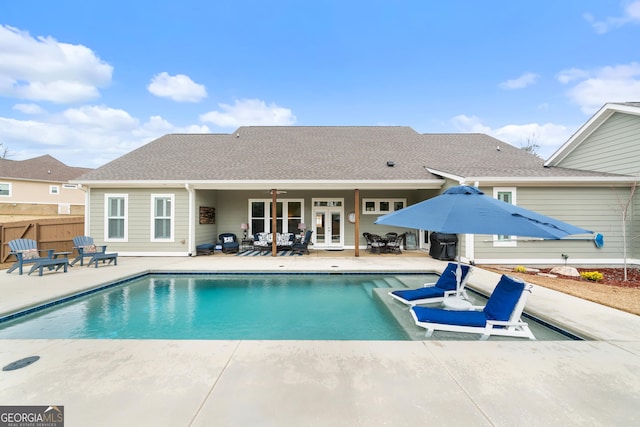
[312,199,343,249]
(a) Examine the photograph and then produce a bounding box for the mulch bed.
[538,267,640,289]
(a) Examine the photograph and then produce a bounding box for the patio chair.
[369,234,386,254]
[6,238,55,275]
[219,233,240,254]
[384,233,403,254]
[363,232,374,252]
[70,235,107,266]
[291,230,313,255]
[410,274,536,340]
[389,262,472,306]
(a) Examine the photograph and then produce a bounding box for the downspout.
[185,184,194,256]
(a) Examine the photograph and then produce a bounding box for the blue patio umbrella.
[375,185,593,297]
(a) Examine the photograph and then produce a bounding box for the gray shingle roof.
[75,126,627,183]
[0,155,92,182]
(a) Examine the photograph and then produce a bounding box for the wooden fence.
[1,216,85,263]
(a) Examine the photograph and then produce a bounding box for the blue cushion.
[412,306,488,327]
[196,244,215,250]
[483,275,525,321]
[435,263,471,291]
[391,287,444,301]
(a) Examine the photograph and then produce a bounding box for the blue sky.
[1,0,639,168]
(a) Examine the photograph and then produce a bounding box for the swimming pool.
[0,273,576,341]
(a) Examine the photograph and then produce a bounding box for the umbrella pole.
[455,236,462,300]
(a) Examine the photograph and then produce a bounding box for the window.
[493,187,516,247]
[105,194,128,241]
[0,182,10,196]
[50,185,59,195]
[362,198,406,214]
[249,199,303,234]
[151,194,174,241]
[62,184,78,189]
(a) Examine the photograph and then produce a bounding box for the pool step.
[361,278,398,297]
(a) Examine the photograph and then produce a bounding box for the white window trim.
[49,185,60,195]
[248,198,304,234]
[362,198,406,214]
[0,182,11,197]
[151,194,175,242]
[104,193,128,242]
[493,187,517,247]
[62,183,78,189]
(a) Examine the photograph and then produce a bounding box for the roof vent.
[386,161,395,167]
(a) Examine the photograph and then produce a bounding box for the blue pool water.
[0,274,441,341]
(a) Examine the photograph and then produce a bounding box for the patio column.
[355,189,360,257]
[271,189,277,256]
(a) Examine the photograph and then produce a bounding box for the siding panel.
[558,113,640,174]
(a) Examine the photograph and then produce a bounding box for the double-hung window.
[152,194,174,241]
[0,182,10,196]
[105,194,128,242]
[493,187,516,247]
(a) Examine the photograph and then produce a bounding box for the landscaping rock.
[550,266,581,278]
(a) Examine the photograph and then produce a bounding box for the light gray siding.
[89,188,189,253]
[557,113,640,174]
[194,190,218,246]
[473,186,630,263]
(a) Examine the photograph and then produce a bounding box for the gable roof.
[75,126,630,189]
[0,155,92,182]
[544,102,640,167]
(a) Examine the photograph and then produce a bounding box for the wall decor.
[199,206,215,224]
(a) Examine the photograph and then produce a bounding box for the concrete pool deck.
[1,252,639,426]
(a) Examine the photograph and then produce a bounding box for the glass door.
[312,199,343,249]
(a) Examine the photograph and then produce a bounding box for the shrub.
[514,265,527,273]
[580,271,604,282]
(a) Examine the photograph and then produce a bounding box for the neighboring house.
[0,155,92,215]
[74,103,640,266]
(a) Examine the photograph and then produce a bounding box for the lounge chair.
[389,262,472,306]
[291,230,313,255]
[410,274,536,340]
[219,233,240,254]
[70,235,107,266]
[6,238,55,275]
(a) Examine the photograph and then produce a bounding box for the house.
[0,155,92,216]
[74,103,640,266]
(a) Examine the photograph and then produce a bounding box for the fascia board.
[459,176,639,187]
[71,179,445,190]
[424,168,466,183]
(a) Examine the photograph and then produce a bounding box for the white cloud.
[499,72,539,89]
[200,98,296,127]
[584,1,640,34]
[0,108,210,168]
[557,62,640,113]
[13,103,45,115]
[451,114,571,158]
[556,67,589,84]
[451,115,491,133]
[147,72,207,102]
[62,105,139,131]
[0,25,112,103]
